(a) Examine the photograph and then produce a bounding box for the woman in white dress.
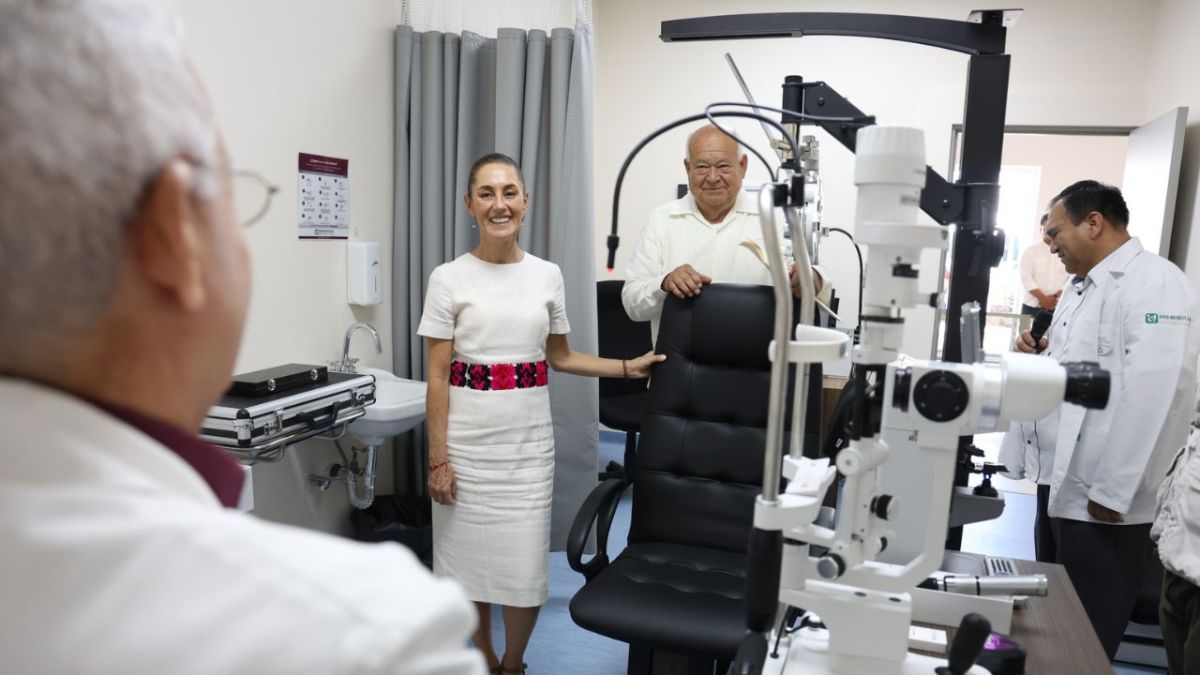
[418,154,662,675]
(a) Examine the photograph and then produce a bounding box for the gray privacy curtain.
[392,24,597,550]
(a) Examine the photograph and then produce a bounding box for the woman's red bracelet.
[429,459,450,472]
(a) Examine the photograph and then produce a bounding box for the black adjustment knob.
[892,367,912,412]
[871,494,896,520]
[986,228,1006,268]
[913,370,969,422]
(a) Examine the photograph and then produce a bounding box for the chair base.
[627,644,729,675]
[1115,622,1167,669]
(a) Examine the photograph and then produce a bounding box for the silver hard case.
[201,371,375,459]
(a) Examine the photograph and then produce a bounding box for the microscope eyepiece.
[1061,361,1110,410]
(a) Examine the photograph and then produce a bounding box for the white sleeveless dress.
[417,252,569,607]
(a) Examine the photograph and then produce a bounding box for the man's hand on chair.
[661,264,711,299]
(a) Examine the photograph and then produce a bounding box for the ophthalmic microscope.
[734,125,1110,675]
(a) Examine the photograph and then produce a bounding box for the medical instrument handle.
[939,612,991,675]
[744,526,783,632]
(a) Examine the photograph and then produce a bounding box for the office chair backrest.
[597,280,652,399]
[630,284,794,553]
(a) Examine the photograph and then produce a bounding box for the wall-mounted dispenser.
[347,241,382,306]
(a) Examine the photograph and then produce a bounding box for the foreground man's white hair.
[0,0,216,356]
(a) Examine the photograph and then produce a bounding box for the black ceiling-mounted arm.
[659,12,1007,55]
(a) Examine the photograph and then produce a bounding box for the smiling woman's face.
[464,163,528,242]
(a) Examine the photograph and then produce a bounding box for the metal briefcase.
[202,370,375,458]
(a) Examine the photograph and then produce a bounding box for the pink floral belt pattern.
[449,360,548,391]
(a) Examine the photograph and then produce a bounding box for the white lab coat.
[1009,238,1200,524]
[1153,425,1200,585]
[0,378,486,675]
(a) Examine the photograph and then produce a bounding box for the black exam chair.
[596,280,652,482]
[568,284,796,674]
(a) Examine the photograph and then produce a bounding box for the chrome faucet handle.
[340,322,381,373]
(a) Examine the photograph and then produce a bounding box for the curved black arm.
[566,478,628,580]
[660,12,1007,55]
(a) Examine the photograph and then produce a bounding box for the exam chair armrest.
[566,477,627,580]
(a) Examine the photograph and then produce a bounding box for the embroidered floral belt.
[449,360,548,391]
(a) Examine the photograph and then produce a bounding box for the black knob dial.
[892,367,912,412]
[871,494,896,520]
[913,370,969,422]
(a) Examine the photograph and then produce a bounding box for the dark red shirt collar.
[93,401,245,508]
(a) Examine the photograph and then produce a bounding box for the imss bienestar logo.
[1145,312,1192,325]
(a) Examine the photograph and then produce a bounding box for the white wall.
[594,0,1159,356]
[1000,133,1129,235]
[180,0,401,535]
[1145,0,1200,284]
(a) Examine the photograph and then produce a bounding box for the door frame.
[932,124,1138,358]
[947,124,1137,180]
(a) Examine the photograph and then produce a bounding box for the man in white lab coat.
[1003,180,1200,659]
[621,125,831,345]
[0,2,484,673]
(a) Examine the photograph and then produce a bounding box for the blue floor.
[488,432,1164,674]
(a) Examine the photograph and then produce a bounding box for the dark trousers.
[1034,484,1057,563]
[1021,303,1042,316]
[1054,518,1153,659]
[1161,568,1200,675]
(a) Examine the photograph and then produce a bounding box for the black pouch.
[228,363,328,397]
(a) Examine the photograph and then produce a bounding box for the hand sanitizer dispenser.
[347,241,382,306]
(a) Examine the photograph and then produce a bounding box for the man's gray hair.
[0,0,217,350]
[686,124,747,162]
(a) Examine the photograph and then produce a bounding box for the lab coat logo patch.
[1146,312,1192,325]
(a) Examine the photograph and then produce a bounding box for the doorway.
[934,126,1134,359]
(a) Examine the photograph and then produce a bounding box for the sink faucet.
[333,322,381,373]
